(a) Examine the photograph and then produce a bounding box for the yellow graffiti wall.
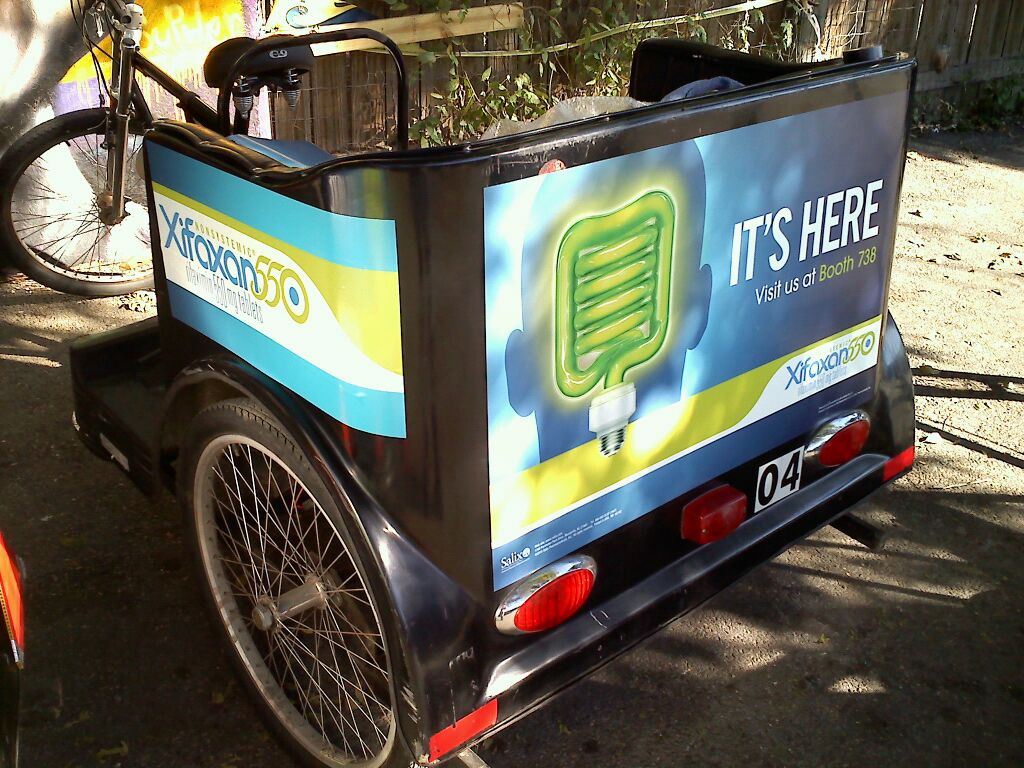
[59,0,259,116]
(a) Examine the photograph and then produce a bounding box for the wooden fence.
[273,0,1024,151]
[812,0,1024,90]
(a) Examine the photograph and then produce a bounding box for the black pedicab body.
[69,33,917,766]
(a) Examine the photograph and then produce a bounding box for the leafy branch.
[402,0,803,146]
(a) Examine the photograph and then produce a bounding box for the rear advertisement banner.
[484,90,907,589]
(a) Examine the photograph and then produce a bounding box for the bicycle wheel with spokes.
[0,107,153,296]
[181,399,406,768]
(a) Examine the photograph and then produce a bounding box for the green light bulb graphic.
[554,190,675,456]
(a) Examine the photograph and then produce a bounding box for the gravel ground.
[0,128,1022,768]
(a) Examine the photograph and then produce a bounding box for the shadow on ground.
[480,475,1024,768]
[911,127,1024,171]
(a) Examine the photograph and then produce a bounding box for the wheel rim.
[194,435,395,767]
[8,126,152,283]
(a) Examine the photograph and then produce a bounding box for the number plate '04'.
[755,447,803,513]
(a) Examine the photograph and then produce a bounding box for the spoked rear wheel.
[181,400,404,768]
[0,108,153,296]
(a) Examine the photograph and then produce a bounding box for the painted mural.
[56,0,263,120]
[0,0,270,151]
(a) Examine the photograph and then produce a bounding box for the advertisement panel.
[485,90,907,589]
[148,143,406,437]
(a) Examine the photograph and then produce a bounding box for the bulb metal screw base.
[599,427,626,456]
[589,383,636,458]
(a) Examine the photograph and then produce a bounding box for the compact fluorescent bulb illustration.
[554,191,675,456]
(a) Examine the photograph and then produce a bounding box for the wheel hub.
[251,576,327,632]
[252,600,276,631]
[96,191,129,226]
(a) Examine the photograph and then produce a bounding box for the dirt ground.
[0,127,1022,768]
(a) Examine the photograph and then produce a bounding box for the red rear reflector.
[0,532,24,662]
[428,698,498,761]
[513,569,595,633]
[883,446,915,480]
[682,485,747,544]
[818,420,871,467]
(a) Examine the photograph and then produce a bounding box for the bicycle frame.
[133,56,219,129]
[101,1,142,225]
[97,1,219,224]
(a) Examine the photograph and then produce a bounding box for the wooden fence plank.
[916,0,977,72]
[967,0,1015,62]
[858,0,890,45]
[882,0,924,54]
[1003,0,1024,55]
[916,50,1024,88]
[819,0,864,56]
[309,4,524,55]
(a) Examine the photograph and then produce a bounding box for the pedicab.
[68,30,917,767]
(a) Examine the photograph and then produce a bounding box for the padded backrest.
[147,120,286,174]
[629,38,819,102]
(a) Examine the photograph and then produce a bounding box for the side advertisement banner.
[148,143,406,438]
[485,91,907,589]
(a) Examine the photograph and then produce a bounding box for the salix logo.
[785,331,876,390]
[500,546,532,572]
[159,204,310,324]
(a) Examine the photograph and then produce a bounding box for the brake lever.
[89,3,108,39]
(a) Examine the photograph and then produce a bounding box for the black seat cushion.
[203,35,315,88]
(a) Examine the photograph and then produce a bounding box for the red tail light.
[495,556,596,634]
[808,412,871,467]
[883,446,915,480]
[514,570,594,632]
[681,485,747,544]
[0,532,24,664]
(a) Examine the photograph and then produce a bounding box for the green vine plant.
[718,0,806,54]
[398,0,806,147]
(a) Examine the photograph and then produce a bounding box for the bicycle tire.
[0,107,154,297]
[179,398,411,768]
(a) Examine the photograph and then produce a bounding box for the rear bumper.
[438,452,898,762]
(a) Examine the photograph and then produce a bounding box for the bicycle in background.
[0,2,224,295]
[0,0,328,297]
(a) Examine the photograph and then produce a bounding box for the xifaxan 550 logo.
[785,331,876,390]
[160,206,310,324]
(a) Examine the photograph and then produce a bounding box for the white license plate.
[754,447,803,512]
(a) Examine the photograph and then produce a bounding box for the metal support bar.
[830,513,887,551]
[104,39,138,224]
